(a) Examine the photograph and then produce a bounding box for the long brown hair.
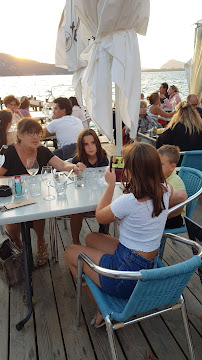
[75,129,107,165]
[0,110,12,148]
[122,142,166,217]
[166,101,202,134]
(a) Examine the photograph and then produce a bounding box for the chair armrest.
[168,187,202,216]
[163,233,202,258]
[77,253,142,280]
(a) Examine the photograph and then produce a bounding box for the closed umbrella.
[55,0,89,105]
[190,20,202,101]
[185,20,202,101]
[75,0,150,154]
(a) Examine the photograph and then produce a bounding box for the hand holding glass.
[41,166,55,200]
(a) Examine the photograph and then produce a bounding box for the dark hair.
[3,94,20,107]
[75,129,107,165]
[69,96,79,107]
[161,82,168,90]
[157,145,180,165]
[0,110,12,148]
[20,97,30,109]
[17,118,42,143]
[122,142,166,217]
[148,92,159,105]
[54,97,72,115]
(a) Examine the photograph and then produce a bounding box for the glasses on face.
[25,130,42,137]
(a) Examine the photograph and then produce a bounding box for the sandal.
[90,313,105,328]
[37,245,48,266]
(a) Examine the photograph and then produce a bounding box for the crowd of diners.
[0,88,201,326]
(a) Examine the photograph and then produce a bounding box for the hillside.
[160,59,185,70]
[0,53,70,76]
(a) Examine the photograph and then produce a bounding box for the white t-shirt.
[111,186,171,252]
[46,115,84,148]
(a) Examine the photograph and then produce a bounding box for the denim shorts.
[99,243,158,298]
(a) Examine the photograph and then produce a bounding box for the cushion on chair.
[84,255,201,322]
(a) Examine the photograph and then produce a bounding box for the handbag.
[0,185,12,197]
[0,239,24,286]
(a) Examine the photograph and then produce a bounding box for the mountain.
[160,59,185,70]
[0,53,71,76]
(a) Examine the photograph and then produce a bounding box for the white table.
[0,174,122,330]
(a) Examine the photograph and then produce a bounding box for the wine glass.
[41,166,55,201]
[26,158,39,177]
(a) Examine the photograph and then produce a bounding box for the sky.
[0,0,201,69]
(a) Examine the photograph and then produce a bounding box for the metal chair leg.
[105,315,118,360]
[76,257,83,327]
[180,296,196,360]
[49,218,58,262]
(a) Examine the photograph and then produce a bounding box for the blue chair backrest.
[181,151,202,171]
[178,167,202,218]
[121,256,201,320]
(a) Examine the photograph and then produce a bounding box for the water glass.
[53,173,67,195]
[74,172,85,188]
[85,169,98,190]
[29,177,41,197]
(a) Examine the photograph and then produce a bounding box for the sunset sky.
[0,0,201,69]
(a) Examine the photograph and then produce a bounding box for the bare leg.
[33,219,47,265]
[70,213,84,244]
[86,232,119,253]
[33,219,46,247]
[6,223,22,249]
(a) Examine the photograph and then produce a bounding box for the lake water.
[0,71,189,102]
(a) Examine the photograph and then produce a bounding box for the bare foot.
[95,311,103,326]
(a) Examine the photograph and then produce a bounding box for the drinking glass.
[26,158,39,176]
[41,166,55,200]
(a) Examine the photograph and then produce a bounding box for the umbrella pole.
[115,84,123,156]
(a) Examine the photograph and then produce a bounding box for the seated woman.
[156,101,202,159]
[19,97,31,117]
[70,129,109,244]
[0,118,85,265]
[147,92,176,127]
[3,94,23,125]
[0,109,12,150]
[69,96,88,129]
[163,85,181,110]
[65,142,172,326]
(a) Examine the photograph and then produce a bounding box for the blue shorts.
[99,243,157,298]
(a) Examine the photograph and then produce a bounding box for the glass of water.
[53,172,67,195]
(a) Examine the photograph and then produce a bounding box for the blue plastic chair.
[165,167,202,234]
[181,151,202,171]
[76,234,202,360]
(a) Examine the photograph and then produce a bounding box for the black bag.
[0,239,24,286]
[0,185,12,197]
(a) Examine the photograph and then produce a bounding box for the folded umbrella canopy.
[75,0,150,149]
[185,20,202,102]
[55,0,89,105]
[190,20,202,101]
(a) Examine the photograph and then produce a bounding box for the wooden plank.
[116,324,151,360]
[140,316,186,360]
[49,234,96,360]
[162,310,202,360]
[0,276,9,360]
[163,241,202,304]
[9,282,37,360]
[32,264,66,360]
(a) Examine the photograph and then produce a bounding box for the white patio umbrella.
[74,0,150,154]
[55,0,89,105]
[185,20,202,101]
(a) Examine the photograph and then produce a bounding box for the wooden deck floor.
[0,140,201,360]
[0,196,201,360]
